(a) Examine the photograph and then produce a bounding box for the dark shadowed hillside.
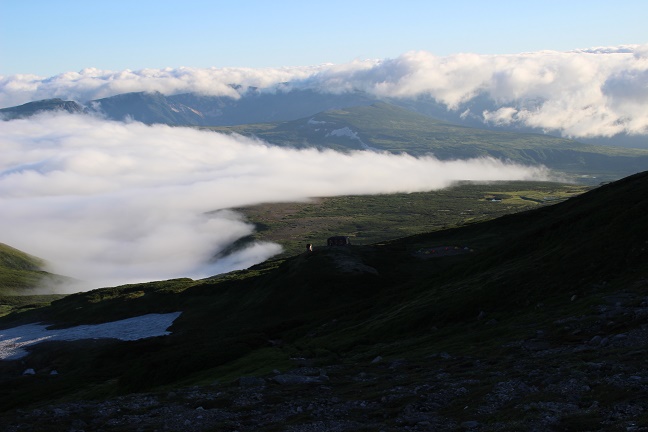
[0,172,647,430]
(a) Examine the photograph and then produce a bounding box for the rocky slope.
[1,171,647,431]
[3,287,648,431]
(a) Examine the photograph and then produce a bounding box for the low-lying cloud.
[2,45,648,138]
[1,113,549,291]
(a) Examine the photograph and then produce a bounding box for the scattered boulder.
[461,420,480,429]
[589,335,603,346]
[238,376,266,388]
[272,372,329,385]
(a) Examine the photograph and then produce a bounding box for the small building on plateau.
[327,236,351,246]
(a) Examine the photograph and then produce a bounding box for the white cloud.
[2,46,648,138]
[0,114,549,291]
[0,65,326,107]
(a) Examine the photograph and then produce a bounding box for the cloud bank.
[0,114,549,291]
[1,45,648,138]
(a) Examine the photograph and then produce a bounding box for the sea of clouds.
[2,45,648,138]
[0,113,550,291]
[6,46,644,291]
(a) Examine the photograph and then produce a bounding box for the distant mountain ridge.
[2,88,647,148]
[208,102,648,180]
[1,89,378,126]
[0,98,86,120]
[3,90,648,180]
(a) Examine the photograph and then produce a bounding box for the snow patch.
[0,312,182,360]
[326,127,378,151]
[326,127,359,139]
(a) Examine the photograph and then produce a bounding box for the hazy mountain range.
[3,90,648,181]
[0,89,378,126]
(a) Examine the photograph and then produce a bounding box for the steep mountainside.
[87,89,378,126]
[89,91,205,124]
[169,89,377,126]
[0,172,647,430]
[0,243,71,295]
[0,243,68,315]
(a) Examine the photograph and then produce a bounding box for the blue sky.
[2,0,647,76]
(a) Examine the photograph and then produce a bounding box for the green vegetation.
[0,243,69,304]
[0,243,68,316]
[235,181,590,257]
[203,102,648,181]
[0,171,646,421]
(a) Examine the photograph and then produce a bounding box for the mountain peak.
[0,98,85,119]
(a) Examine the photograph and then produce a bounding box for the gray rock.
[238,376,266,388]
[273,374,328,385]
[589,335,603,346]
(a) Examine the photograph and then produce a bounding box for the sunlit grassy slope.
[204,102,648,181]
[0,171,646,411]
[0,243,68,315]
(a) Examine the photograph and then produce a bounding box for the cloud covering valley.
[0,113,550,291]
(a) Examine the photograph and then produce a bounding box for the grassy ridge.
[0,242,52,295]
[0,243,69,315]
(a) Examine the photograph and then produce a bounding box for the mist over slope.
[0,113,549,290]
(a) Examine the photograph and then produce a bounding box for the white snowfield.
[0,312,182,360]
